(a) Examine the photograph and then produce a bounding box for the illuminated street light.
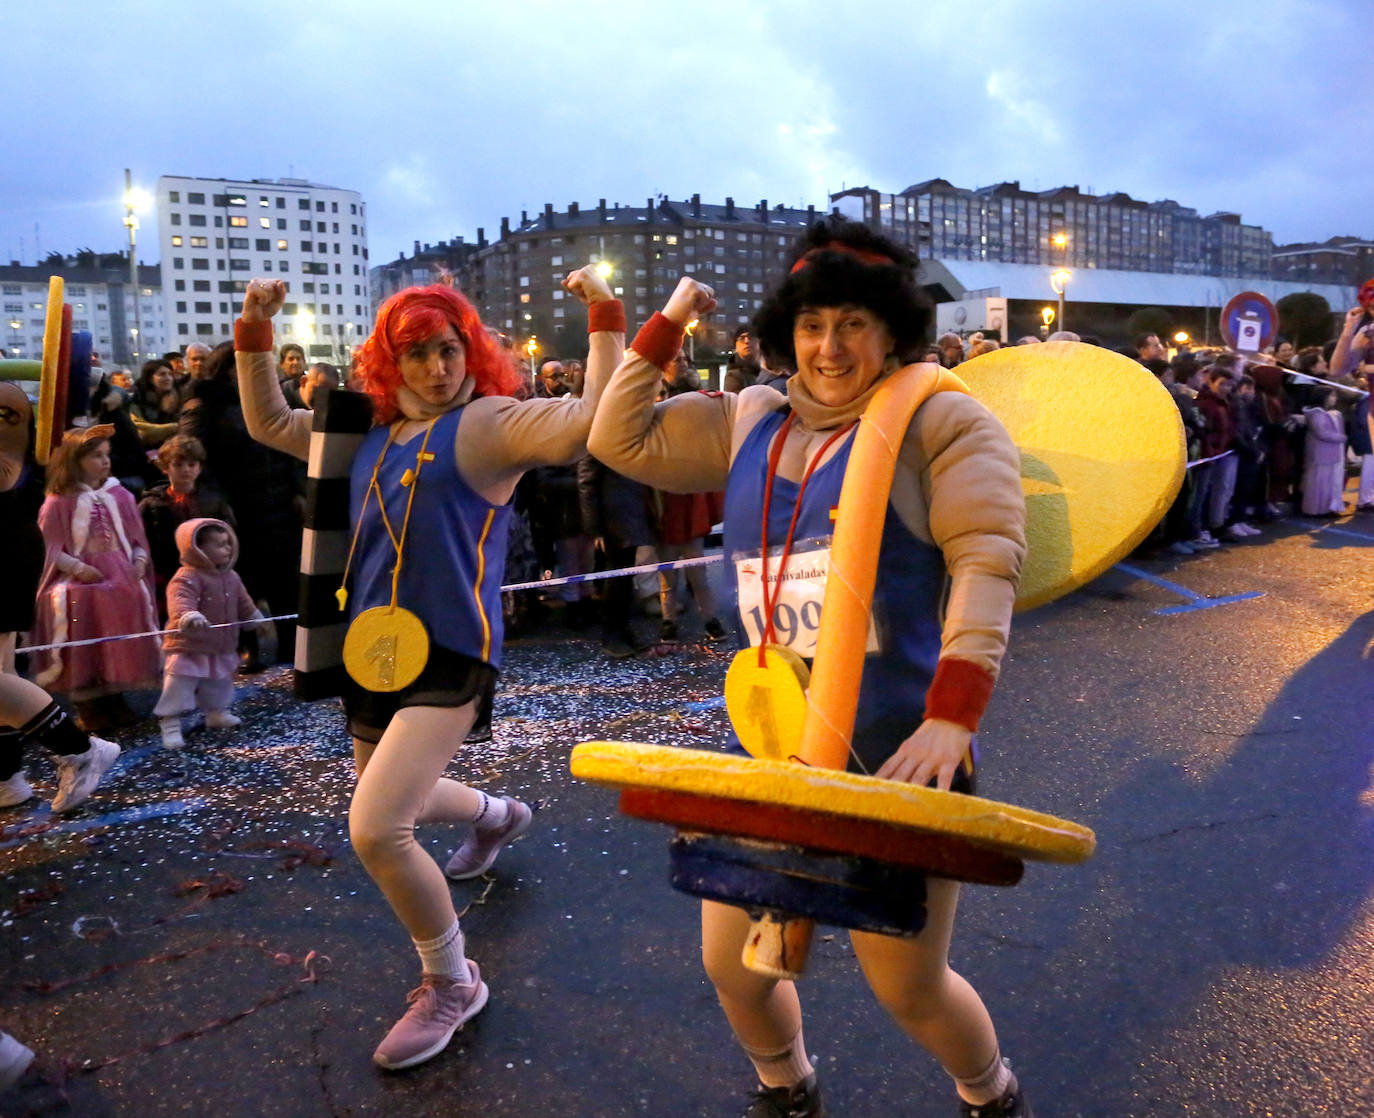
[122,169,151,363]
[1049,269,1072,333]
[1174,331,1190,345]
[296,306,315,346]
[686,317,698,362]
[525,335,539,378]
[594,260,613,280]
[1051,232,1068,250]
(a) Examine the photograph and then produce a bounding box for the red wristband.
[923,657,996,732]
[234,318,274,353]
[587,300,626,334]
[630,312,684,371]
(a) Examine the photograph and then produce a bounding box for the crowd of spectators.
[930,318,1374,555]
[7,299,1372,733]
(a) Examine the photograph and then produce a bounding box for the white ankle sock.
[472,791,509,831]
[952,1051,1013,1105]
[413,919,470,981]
[740,1027,814,1089]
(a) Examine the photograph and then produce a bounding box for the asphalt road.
[2,508,1371,1118]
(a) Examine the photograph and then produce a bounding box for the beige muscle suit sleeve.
[891,391,1025,682]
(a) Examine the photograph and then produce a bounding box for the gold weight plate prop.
[955,341,1186,611]
[342,606,429,692]
[723,644,811,761]
[570,741,1095,864]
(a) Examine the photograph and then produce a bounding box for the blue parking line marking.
[1315,526,1374,542]
[0,798,211,851]
[1113,563,1264,615]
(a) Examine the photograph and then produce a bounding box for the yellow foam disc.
[570,741,1095,863]
[342,605,429,692]
[956,341,1185,611]
[724,644,811,761]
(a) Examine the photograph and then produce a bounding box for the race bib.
[735,538,880,659]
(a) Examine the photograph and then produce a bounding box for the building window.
[195,323,214,335]
[173,257,185,269]
[300,220,311,232]
[259,197,270,207]
[276,197,286,209]
[170,213,182,226]
[229,216,248,227]
[195,301,212,313]
[168,191,180,203]
[189,214,206,227]
[315,201,325,212]
[259,217,271,228]
[277,239,288,251]
[178,322,188,334]
[298,199,310,210]
[301,241,313,252]
[316,222,325,233]
[228,237,249,249]
[256,238,271,251]
[171,236,183,246]
[194,280,210,292]
[188,192,205,204]
[190,236,207,248]
[230,259,251,271]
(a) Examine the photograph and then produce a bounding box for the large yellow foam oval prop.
[956,342,1185,611]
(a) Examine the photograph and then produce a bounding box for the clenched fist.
[661,276,716,328]
[242,278,286,323]
[564,265,614,306]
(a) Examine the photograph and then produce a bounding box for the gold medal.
[724,644,811,762]
[343,605,430,692]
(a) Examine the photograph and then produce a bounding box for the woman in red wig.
[235,268,624,1070]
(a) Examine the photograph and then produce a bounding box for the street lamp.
[1051,232,1068,251]
[594,260,613,281]
[686,317,698,362]
[1040,306,1055,338]
[1049,269,1072,333]
[525,335,539,378]
[8,318,21,356]
[122,170,152,363]
[1173,331,1190,345]
[296,306,315,351]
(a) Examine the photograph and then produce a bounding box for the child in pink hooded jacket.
[154,518,266,748]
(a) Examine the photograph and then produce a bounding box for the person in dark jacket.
[577,454,656,657]
[138,434,237,614]
[179,342,302,666]
[1227,375,1266,535]
[89,375,155,496]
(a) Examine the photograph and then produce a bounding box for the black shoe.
[742,1074,825,1117]
[704,617,727,641]
[960,1086,1033,1117]
[659,619,679,643]
[602,635,641,660]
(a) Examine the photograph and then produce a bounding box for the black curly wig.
[752,217,932,369]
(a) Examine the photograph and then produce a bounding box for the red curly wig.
[354,284,523,423]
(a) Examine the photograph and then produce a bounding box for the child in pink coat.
[155,518,266,748]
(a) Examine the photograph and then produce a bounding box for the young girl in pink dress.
[31,425,162,729]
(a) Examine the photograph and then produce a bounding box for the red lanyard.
[757,412,856,664]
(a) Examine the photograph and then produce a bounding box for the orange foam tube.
[35,277,65,466]
[796,364,968,771]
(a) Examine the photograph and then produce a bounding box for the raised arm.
[587,276,737,493]
[455,266,626,505]
[233,278,312,461]
[1330,306,1369,382]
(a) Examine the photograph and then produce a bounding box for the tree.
[1276,292,1333,348]
[1125,306,1173,342]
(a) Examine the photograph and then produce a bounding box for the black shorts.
[343,644,497,744]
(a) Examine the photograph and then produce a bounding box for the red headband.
[790,242,897,274]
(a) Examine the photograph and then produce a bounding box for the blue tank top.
[722,408,947,773]
[349,407,512,667]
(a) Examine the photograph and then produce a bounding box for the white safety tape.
[1185,449,1235,469]
[14,553,727,654]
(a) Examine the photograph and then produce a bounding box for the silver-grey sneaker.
[51,736,120,813]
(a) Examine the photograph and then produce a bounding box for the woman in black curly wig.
[589,217,1031,1117]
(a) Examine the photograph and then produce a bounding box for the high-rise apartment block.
[155,175,369,361]
[833,180,1274,277]
[450,195,822,354]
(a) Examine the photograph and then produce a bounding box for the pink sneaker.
[372,964,489,1070]
[444,797,533,880]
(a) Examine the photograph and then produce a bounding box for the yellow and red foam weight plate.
[955,341,1186,611]
[571,741,1095,864]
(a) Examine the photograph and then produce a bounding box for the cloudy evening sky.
[3,0,1366,268]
